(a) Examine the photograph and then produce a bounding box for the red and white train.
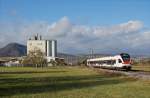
[87,53,131,70]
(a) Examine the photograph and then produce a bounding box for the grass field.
[132,63,150,72]
[0,66,150,98]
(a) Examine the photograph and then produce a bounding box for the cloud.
[0,16,150,55]
[47,16,72,38]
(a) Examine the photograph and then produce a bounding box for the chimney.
[40,35,42,40]
[34,36,37,40]
[37,33,39,40]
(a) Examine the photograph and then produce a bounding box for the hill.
[0,43,27,57]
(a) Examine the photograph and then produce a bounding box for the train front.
[120,53,132,70]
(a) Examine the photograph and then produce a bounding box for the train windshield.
[120,53,130,61]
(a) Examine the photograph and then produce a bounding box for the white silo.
[52,40,57,57]
[46,40,57,57]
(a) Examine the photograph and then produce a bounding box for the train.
[87,53,131,70]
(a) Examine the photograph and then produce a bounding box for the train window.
[120,53,130,61]
[107,60,112,65]
[111,60,116,65]
[118,59,122,63]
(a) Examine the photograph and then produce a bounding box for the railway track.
[93,68,150,80]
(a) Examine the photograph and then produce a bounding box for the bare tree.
[21,50,47,67]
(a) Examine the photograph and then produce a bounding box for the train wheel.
[126,67,131,71]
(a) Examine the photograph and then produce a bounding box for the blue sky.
[0,0,150,25]
[0,0,150,55]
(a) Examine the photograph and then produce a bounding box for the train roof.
[87,55,121,61]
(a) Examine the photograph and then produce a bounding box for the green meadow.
[0,66,150,98]
[132,63,150,72]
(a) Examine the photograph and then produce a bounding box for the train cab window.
[118,59,122,63]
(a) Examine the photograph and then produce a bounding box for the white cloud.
[47,16,72,38]
[0,17,150,55]
[92,20,143,37]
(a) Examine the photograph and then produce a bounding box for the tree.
[77,58,87,66]
[21,50,47,67]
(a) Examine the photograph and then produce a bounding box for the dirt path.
[93,68,150,80]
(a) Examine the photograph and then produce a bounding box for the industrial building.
[27,34,57,62]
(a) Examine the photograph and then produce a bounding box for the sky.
[0,0,150,55]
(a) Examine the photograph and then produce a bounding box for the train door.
[116,59,123,68]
